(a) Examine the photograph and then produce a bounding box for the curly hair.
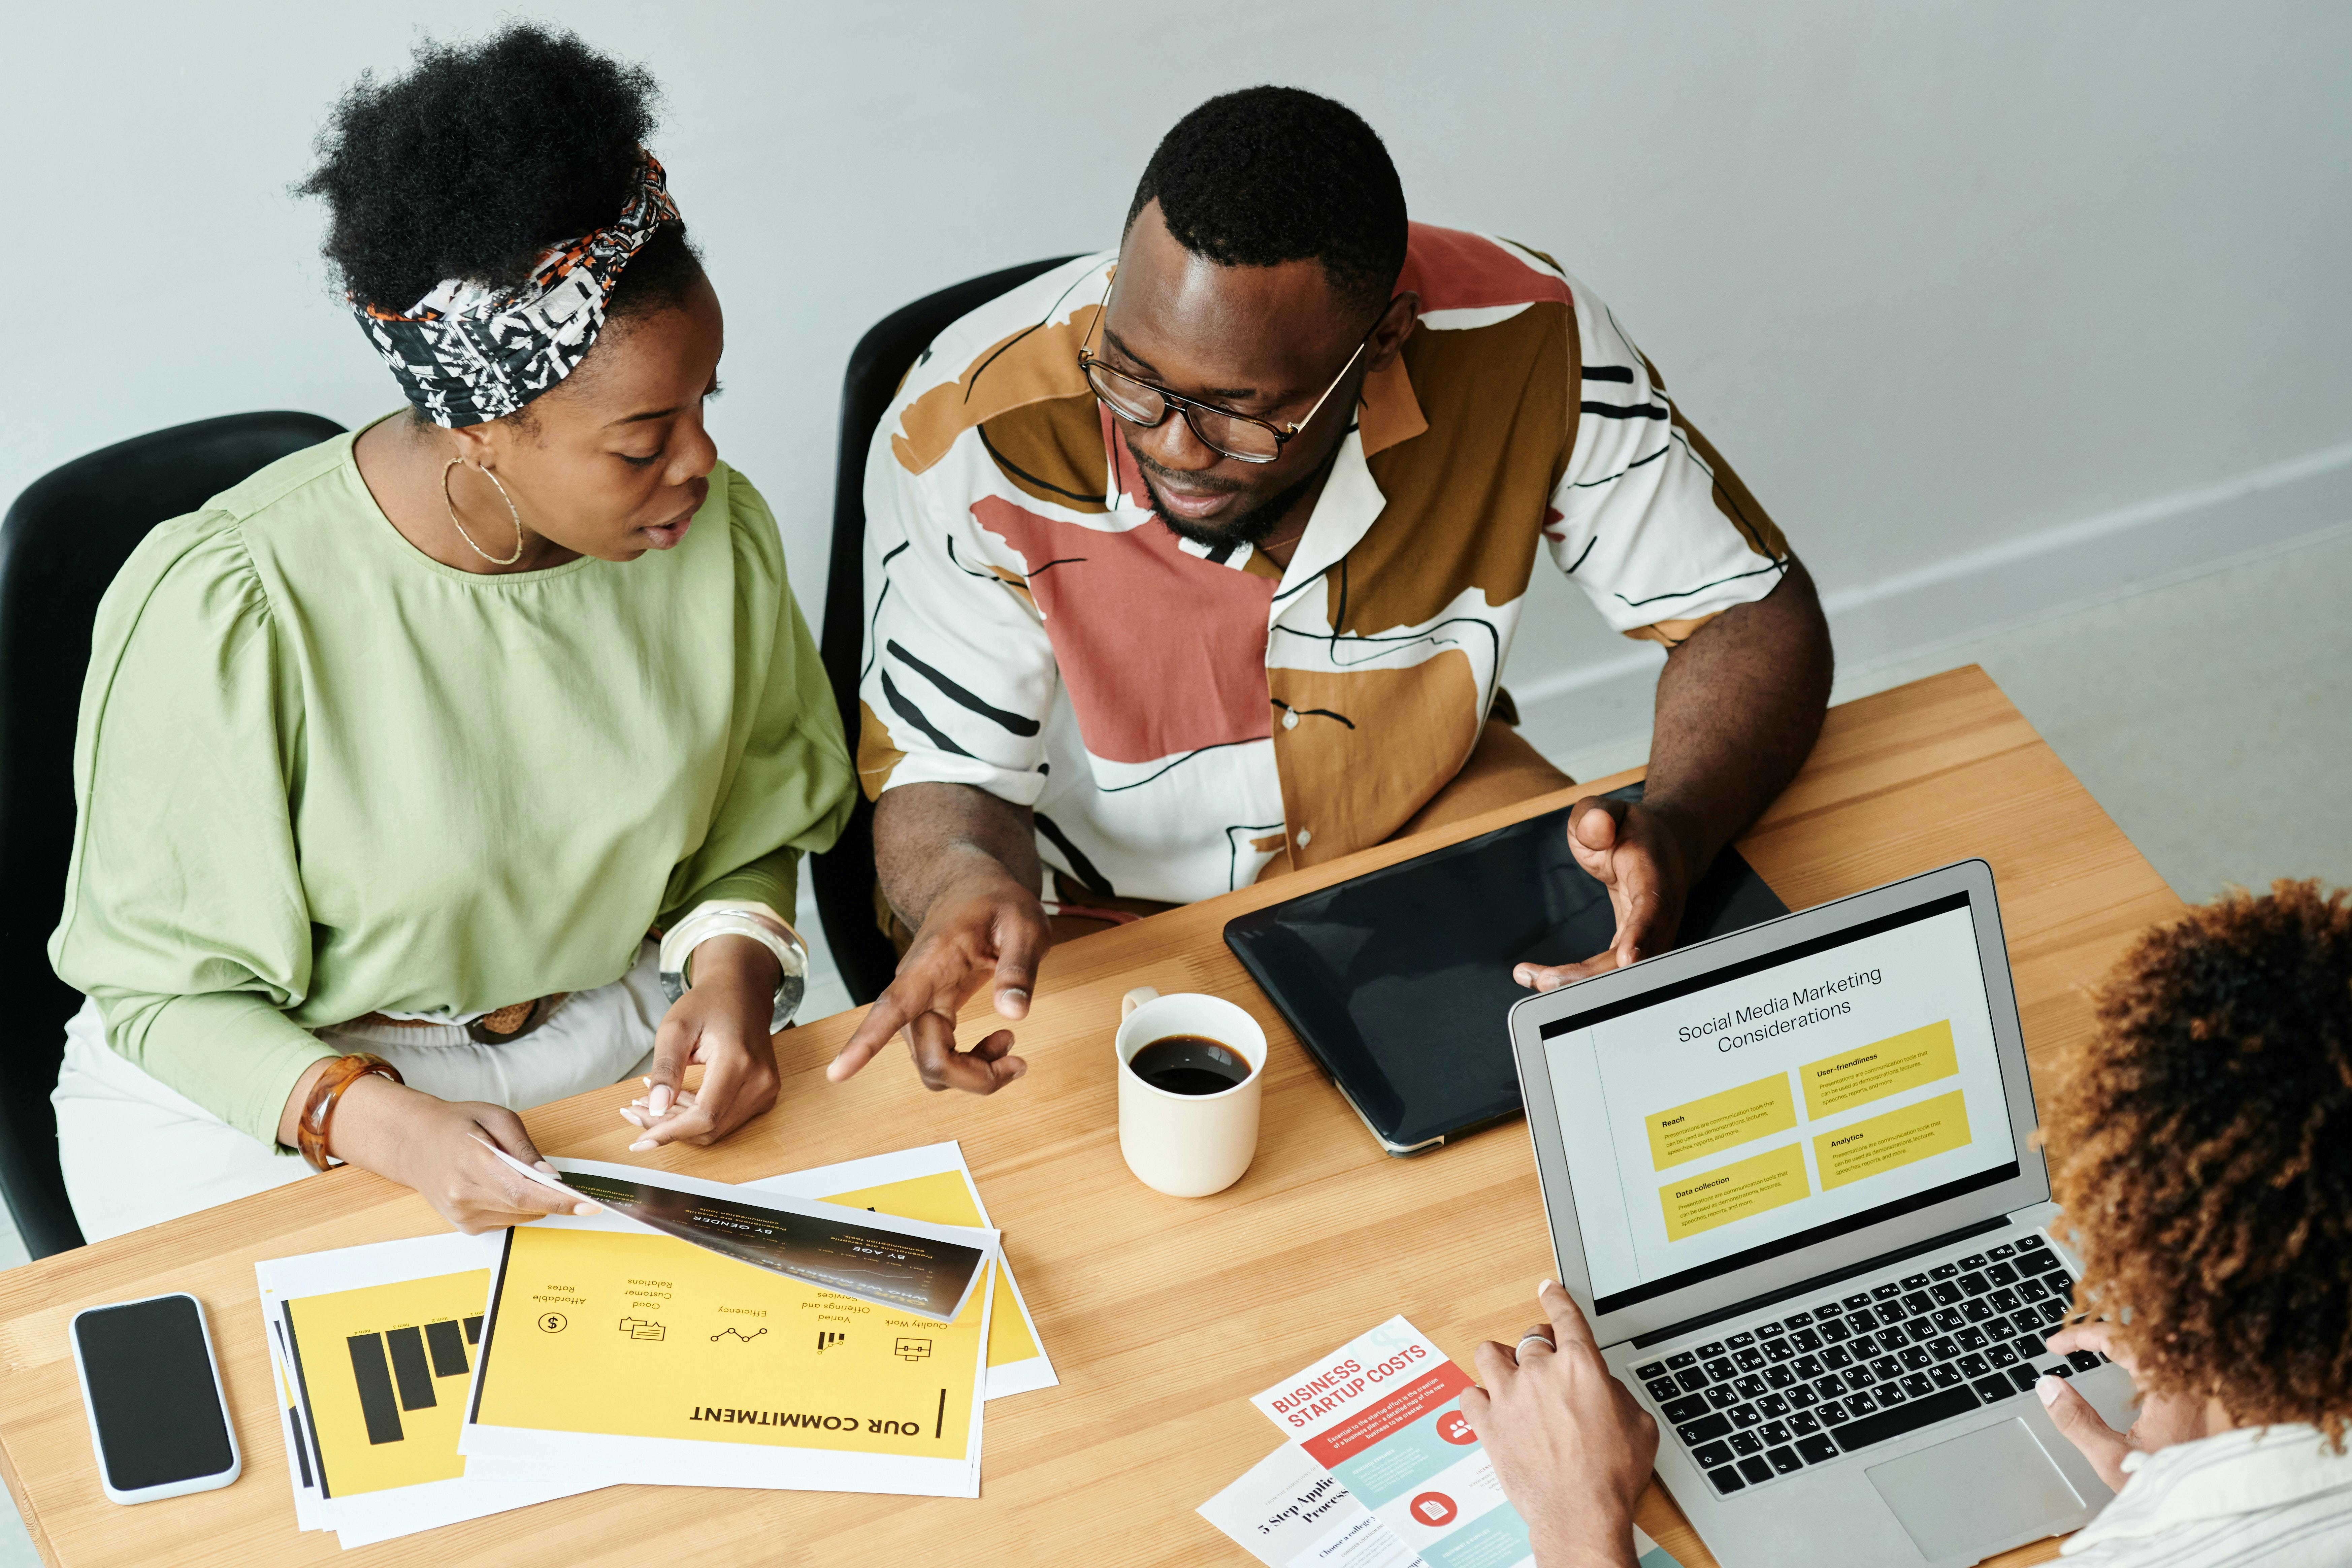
[2045,879,2352,1439]
[297,23,698,318]
[1126,86,1407,322]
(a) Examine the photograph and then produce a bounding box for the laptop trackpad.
[1867,1419,2085,1560]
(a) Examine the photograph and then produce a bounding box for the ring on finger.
[1516,1332,1556,1357]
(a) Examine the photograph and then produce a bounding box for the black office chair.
[812,257,1083,1007]
[0,411,346,1257]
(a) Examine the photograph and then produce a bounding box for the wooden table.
[0,666,2182,1567]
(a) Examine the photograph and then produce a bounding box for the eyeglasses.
[1076,277,1376,464]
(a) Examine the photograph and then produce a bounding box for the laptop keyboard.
[1631,1234,2111,1498]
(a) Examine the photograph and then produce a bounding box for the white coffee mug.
[1115,987,1268,1198]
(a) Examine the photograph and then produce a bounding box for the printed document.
[1200,1442,1428,1567]
[1253,1317,1681,1568]
[745,1140,1057,1399]
[489,1152,990,1322]
[462,1160,998,1494]
[256,1233,608,1547]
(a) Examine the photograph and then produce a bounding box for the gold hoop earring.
[442,458,526,566]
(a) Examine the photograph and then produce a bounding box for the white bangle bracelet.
[658,902,808,1033]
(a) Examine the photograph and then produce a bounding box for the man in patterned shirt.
[829,87,1831,1093]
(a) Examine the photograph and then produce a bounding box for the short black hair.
[298,23,699,318]
[1126,86,1407,321]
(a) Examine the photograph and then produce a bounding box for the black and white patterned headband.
[358,152,681,428]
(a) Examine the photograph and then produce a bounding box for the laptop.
[1225,782,1787,1154]
[1505,859,2137,1568]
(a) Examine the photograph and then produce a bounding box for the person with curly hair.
[46,25,873,1240]
[1464,880,2352,1565]
[2027,878,2352,1563]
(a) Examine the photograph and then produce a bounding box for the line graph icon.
[711,1326,768,1344]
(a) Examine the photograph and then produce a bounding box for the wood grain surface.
[0,667,2182,1567]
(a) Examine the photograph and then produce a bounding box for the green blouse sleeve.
[658,472,855,929]
[48,516,337,1147]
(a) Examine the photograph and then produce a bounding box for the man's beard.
[1128,437,1339,553]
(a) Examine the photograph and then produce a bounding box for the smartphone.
[68,1293,241,1504]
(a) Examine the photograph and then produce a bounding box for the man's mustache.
[1125,438,1248,496]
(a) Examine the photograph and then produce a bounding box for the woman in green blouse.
[48,27,856,1241]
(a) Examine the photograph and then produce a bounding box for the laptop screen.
[1536,891,2019,1316]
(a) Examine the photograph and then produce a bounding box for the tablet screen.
[1537,891,2019,1315]
[1224,784,1787,1151]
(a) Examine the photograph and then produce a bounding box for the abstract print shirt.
[857,227,1790,906]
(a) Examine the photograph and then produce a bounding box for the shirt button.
[1297,828,1313,847]
[1282,710,1299,729]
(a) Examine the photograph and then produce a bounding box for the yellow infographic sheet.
[462,1159,998,1496]
[255,1233,600,1548]
[286,1268,484,1495]
[747,1140,1057,1399]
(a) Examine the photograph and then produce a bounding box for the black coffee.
[1130,1035,1252,1096]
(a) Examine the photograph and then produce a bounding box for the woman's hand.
[622,933,783,1152]
[2036,1319,2220,1491]
[319,1074,600,1234]
[1459,1282,1658,1568]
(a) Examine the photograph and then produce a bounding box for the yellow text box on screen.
[284,1269,489,1498]
[1814,1090,1973,1190]
[473,1225,983,1456]
[1659,1144,1812,1242]
[1645,1074,1799,1171]
[1801,1020,1959,1119]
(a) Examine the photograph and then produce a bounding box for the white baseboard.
[1512,438,2352,756]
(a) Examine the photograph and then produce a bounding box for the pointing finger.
[832,975,933,1082]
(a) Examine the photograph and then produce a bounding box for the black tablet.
[1223,783,1789,1154]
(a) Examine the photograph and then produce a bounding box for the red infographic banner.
[1301,1362,1473,1468]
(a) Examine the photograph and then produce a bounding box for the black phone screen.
[73,1296,235,1493]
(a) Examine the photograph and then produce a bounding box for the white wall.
[7,0,2350,741]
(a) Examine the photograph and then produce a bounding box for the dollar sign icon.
[539,1312,568,1333]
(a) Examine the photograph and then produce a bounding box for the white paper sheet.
[1200,1442,1429,1567]
[1250,1316,1685,1568]
[256,1304,321,1532]
[255,1233,614,1548]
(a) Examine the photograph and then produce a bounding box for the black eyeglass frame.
[1075,273,1387,464]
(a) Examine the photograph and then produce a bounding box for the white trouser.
[53,941,668,1243]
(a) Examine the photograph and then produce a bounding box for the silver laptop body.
[1507,859,2135,1568]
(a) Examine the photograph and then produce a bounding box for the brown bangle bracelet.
[297,1053,405,1172]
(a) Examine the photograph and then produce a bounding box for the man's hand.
[324,1075,601,1235]
[1512,560,1832,995]
[2035,1319,2218,1491]
[1515,798,1700,991]
[1460,1282,1658,1568]
[622,934,784,1151]
[829,861,1042,1093]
